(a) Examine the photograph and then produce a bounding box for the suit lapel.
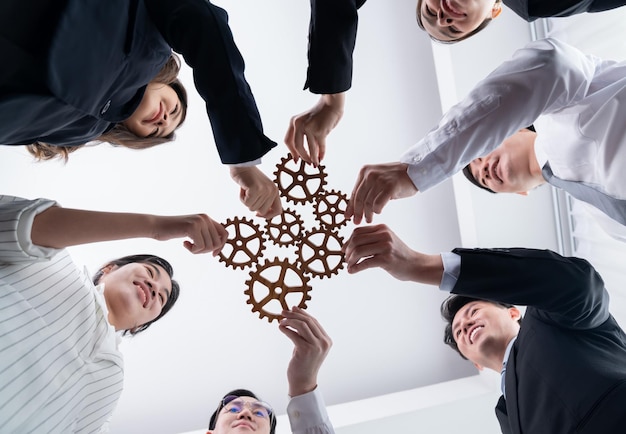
[502,344,523,434]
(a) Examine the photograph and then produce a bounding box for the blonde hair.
[27,53,187,161]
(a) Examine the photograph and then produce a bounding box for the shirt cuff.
[15,198,61,259]
[227,158,262,167]
[287,387,331,433]
[440,252,461,292]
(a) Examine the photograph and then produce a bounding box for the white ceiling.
[3,2,625,434]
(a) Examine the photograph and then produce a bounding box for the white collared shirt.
[0,195,124,433]
[401,38,626,204]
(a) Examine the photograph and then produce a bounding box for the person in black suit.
[343,223,626,434]
[1,0,281,218]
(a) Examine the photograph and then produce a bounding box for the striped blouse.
[0,195,123,433]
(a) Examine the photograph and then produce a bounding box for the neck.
[527,133,545,186]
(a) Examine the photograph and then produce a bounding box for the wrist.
[321,92,345,110]
[288,382,317,398]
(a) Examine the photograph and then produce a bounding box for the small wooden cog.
[264,208,305,247]
[314,190,350,230]
[218,217,266,270]
[297,228,345,279]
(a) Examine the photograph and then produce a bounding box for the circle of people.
[2,0,626,433]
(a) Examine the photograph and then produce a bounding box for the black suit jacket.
[304,0,367,94]
[503,0,626,21]
[452,248,626,434]
[0,0,276,164]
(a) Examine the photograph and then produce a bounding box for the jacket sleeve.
[451,247,610,330]
[144,0,276,164]
[304,0,365,94]
[400,38,599,192]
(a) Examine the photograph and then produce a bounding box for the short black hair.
[208,389,277,434]
[462,125,537,194]
[441,295,521,360]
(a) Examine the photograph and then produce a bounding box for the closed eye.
[146,127,159,138]
[425,4,436,16]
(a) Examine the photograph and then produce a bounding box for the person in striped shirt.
[0,194,226,433]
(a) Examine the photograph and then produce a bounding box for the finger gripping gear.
[244,258,312,322]
[220,153,349,321]
[218,217,267,270]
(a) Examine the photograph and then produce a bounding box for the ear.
[100,264,116,275]
[515,191,529,196]
[491,1,502,18]
[508,306,521,322]
[473,362,484,371]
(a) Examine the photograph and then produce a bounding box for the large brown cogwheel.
[244,258,312,322]
[297,228,345,279]
[273,153,328,204]
[218,217,266,270]
[314,189,350,230]
[264,208,305,247]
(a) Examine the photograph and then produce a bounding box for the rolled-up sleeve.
[0,195,60,263]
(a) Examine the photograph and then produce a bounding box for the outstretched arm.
[400,38,599,193]
[281,307,335,434]
[342,224,442,284]
[31,206,227,255]
[286,0,364,165]
[279,306,332,397]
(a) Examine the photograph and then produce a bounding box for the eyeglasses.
[220,395,273,419]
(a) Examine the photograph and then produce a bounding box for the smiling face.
[417,0,501,42]
[123,82,184,139]
[209,396,272,434]
[467,129,543,194]
[99,262,173,332]
[452,301,520,371]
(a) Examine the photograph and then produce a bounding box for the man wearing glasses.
[206,307,335,434]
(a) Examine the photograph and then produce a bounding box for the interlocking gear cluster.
[219,153,349,322]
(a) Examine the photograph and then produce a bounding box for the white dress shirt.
[0,195,123,433]
[401,38,626,233]
[287,387,335,434]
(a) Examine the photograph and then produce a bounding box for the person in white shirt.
[345,38,626,241]
[207,307,335,434]
[0,194,226,433]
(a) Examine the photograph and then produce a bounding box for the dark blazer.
[503,0,626,21]
[304,0,367,94]
[451,248,626,434]
[0,0,275,164]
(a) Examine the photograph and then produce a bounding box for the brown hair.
[415,0,501,44]
[27,53,188,161]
